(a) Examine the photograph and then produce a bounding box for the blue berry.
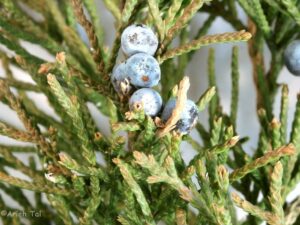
[161,98,199,134]
[126,53,161,88]
[121,24,158,56]
[129,88,162,116]
[284,40,300,76]
[111,63,131,94]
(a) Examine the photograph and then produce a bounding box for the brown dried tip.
[187,166,195,175]
[147,175,161,183]
[47,73,55,81]
[14,55,25,65]
[48,126,56,134]
[47,164,62,174]
[270,118,280,129]
[56,52,66,64]
[38,64,51,74]
[47,126,55,132]
[125,102,143,120]
[281,144,296,155]
[111,123,120,131]
[176,209,186,225]
[274,161,283,171]
[179,186,193,202]
[164,156,174,169]
[125,112,132,120]
[133,151,143,163]
[227,136,239,147]
[58,152,68,162]
[156,76,190,138]
[112,158,121,165]
[241,30,252,39]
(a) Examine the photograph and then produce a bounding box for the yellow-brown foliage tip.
[56,52,66,64]
[281,144,295,155]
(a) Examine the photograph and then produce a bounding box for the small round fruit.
[111,63,131,94]
[126,53,161,87]
[284,40,300,76]
[161,98,199,134]
[129,88,162,116]
[121,24,158,56]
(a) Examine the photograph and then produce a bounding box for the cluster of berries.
[111,24,199,134]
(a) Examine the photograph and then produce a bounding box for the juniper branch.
[230,144,295,182]
[71,0,106,75]
[0,171,74,196]
[159,30,252,63]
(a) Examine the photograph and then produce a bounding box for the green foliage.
[0,0,299,225]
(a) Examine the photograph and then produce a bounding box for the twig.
[159,30,252,63]
[71,0,106,75]
[232,192,281,225]
[156,76,190,138]
[229,144,295,182]
[0,171,74,196]
[285,196,300,225]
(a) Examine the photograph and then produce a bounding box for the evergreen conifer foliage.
[0,0,299,224]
